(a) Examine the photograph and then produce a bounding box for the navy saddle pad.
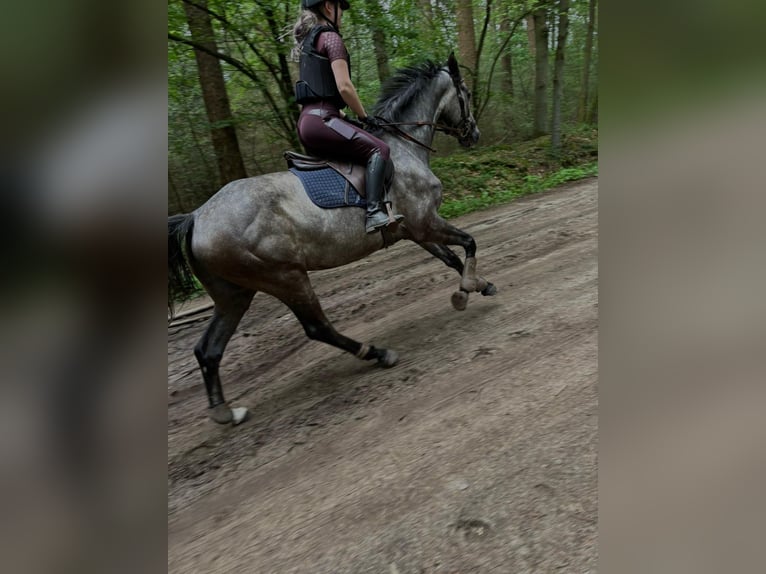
[289,167,366,209]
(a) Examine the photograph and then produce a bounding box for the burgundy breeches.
[297,103,390,164]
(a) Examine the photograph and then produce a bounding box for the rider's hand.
[361,115,383,131]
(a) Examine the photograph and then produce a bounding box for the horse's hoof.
[481,282,497,296]
[475,277,489,292]
[378,349,399,368]
[209,404,249,425]
[209,404,233,424]
[451,290,469,311]
[231,407,249,425]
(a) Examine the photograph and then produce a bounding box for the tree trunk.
[473,0,493,113]
[500,14,514,133]
[364,0,391,82]
[549,9,556,52]
[182,0,247,185]
[526,15,536,56]
[417,0,434,22]
[456,0,478,81]
[588,92,598,124]
[533,7,549,136]
[262,3,301,138]
[577,0,597,123]
[550,0,570,155]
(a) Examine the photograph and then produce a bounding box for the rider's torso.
[296,26,349,109]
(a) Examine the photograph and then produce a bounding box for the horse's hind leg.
[193,279,255,424]
[271,269,398,368]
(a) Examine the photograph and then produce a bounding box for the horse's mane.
[371,61,445,121]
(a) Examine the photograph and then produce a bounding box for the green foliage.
[168,0,599,213]
[434,127,598,218]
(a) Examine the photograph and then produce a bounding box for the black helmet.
[302,0,350,10]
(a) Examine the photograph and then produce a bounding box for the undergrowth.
[433,128,598,218]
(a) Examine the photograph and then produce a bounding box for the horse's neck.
[385,75,452,168]
[384,124,433,168]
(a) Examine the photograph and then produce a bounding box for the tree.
[167,0,599,198]
[181,0,247,185]
[417,0,434,21]
[169,0,301,152]
[474,1,553,132]
[472,0,495,116]
[532,6,549,136]
[526,13,536,56]
[364,0,392,83]
[577,0,597,123]
[456,0,478,82]
[499,13,514,131]
[550,0,570,155]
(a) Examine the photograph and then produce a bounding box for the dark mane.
[371,61,444,121]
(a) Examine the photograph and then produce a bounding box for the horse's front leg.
[417,222,497,310]
[418,242,496,296]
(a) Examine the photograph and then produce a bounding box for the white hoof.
[231,406,249,425]
[378,349,399,368]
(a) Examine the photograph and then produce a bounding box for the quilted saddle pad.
[289,167,366,209]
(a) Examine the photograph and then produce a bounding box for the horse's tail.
[168,213,198,318]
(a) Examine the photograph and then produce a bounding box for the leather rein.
[369,74,473,154]
[375,121,464,153]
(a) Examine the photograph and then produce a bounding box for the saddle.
[284,151,367,198]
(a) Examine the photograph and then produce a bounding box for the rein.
[378,121,439,153]
[372,73,474,154]
[374,120,471,153]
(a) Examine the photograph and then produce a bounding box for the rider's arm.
[330,59,368,120]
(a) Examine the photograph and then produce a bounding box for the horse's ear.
[447,51,460,78]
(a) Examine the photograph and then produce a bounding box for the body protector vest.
[295,25,349,109]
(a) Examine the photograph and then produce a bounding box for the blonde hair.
[291,10,320,61]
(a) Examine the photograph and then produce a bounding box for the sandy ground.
[168,178,598,573]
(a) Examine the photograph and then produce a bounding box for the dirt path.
[168,178,598,573]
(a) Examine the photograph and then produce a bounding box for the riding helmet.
[302,0,350,10]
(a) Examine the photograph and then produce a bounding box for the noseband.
[448,74,474,142]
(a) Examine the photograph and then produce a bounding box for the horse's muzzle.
[460,126,480,148]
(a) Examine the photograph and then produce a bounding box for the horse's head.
[445,52,480,147]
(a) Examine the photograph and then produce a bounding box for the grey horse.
[168,53,496,425]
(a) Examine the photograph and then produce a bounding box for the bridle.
[448,73,475,142]
[373,70,475,153]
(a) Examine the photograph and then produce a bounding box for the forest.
[168,0,598,214]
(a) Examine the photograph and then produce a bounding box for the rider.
[292,0,403,234]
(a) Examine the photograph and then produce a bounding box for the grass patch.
[433,128,598,219]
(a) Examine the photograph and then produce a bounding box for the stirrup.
[385,203,404,227]
[365,210,390,234]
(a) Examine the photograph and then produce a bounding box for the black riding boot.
[365,152,403,234]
